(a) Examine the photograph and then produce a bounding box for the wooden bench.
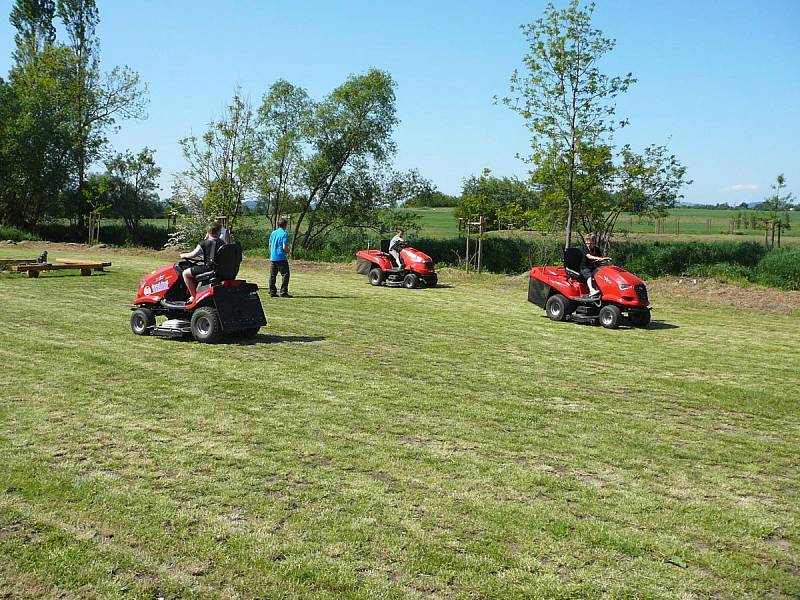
[0,258,38,268]
[10,260,112,278]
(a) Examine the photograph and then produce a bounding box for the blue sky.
[1,0,798,204]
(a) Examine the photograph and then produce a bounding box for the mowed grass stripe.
[2,248,799,598]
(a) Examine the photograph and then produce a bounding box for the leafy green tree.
[254,80,313,228]
[10,0,56,66]
[593,144,687,248]
[0,46,77,228]
[501,0,636,247]
[761,174,795,211]
[532,142,687,249]
[103,147,161,233]
[503,1,689,249]
[294,69,398,250]
[176,90,257,226]
[57,0,147,228]
[454,169,537,229]
[404,190,459,208]
[301,165,422,247]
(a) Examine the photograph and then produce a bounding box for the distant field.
[615,207,799,238]
[406,207,460,238]
[78,206,800,246]
[404,207,800,244]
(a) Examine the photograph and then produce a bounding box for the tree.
[10,0,56,66]
[404,190,459,208]
[57,0,147,228]
[299,165,423,247]
[175,90,257,226]
[293,69,398,251]
[503,1,689,249]
[454,169,538,229]
[254,80,313,228]
[0,46,77,228]
[761,174,795,211]
[501,0,635,247]
[103,147,161,233]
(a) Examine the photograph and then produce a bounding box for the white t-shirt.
[389,235,404,253]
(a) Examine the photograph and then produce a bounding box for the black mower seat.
[380,239,391,253]
[195,242,242,283]
[563,247,585,281]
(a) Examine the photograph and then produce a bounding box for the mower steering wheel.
[177,257,203,270]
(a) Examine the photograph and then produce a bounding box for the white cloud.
[723,183,759,192]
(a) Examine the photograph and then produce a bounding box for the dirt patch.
[648,277,800,314]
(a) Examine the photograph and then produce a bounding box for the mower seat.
[195,242,242,284]
[380,239,391,253]
[563,247,586,281]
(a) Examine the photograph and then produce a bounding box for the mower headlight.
[618,283,632,291]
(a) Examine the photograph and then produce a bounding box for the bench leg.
[80,268,92,276]
[28,270,39,278]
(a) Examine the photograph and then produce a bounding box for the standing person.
[179,224,224,303]
[581,233,611,297]
[389,229,405,270]
[268,218,291,297]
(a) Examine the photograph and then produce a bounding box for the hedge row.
[7,223,798,290]
[34,223,171,248]
[0,225,42,242]
[289,235,798,290]
[25,223,268,251]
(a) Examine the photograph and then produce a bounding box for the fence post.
[465,226,470,273]
[477,217,483,274]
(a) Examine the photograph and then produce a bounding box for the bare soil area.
[648,276,800,314]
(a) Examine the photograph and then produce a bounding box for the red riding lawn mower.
[528,247,651,329]
[130,243,267,343]
[356,240,438,289]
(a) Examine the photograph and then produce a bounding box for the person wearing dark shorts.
[268,218,291,297]
[180,224,224,303]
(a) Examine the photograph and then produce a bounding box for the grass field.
[408,207,800,245]
[2,244,799,598]
[50,206,800,249]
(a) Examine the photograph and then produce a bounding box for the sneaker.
[269,293,277,297]
[280,293,293,298]
[186,296,194,304]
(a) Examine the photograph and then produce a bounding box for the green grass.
[404,207,460,238]
[1,246,799,598]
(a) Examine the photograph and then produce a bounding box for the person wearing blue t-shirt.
[268,218,291,297]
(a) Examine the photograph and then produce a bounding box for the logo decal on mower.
[144,280,169,296]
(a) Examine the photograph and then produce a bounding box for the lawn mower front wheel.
[545,294,570,321]
[403,273,419,289]
[130,307,155,336]
[599,305,622,329]
[191,307,223,343]
[368,267,384,286]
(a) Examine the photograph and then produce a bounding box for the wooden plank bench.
[0,258,38,268]
[11,260,112,278]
